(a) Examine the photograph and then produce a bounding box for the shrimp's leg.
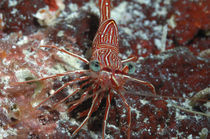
[67,91,89,113]
[78,90,105,118]
[72,93,99,136]
[35,76,89,108]
[68,87,104,115]
[121,55,137,63]
[40,45,89,64]
[102,91,113,139]
[13,70,88,84]
[123,75,156,95]
[53,80,93,108]
[53,88,80,107]
[116,90,131,139]
[68,84,97,113]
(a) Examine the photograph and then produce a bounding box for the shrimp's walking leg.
[78,90,105,118]
[53,80,93,108]
[117,90,131,139]
[121,56,137,63]
[68,87,104,115]
[53,88,80,107]
[35,76,89,108]
[123,75,156,95]
[72,93,99,136]
[102,91,113,139]
[67,91,89,113]
[40,45,89,64]
[67,83,95,113]
[14,70,88,84]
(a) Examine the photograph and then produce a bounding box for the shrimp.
[17,0,156,138]
[14,0,210,138]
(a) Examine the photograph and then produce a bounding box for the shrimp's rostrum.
[17,0,156,138]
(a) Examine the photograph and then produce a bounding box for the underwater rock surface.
[0,0,209,138]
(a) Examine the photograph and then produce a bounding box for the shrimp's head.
[89,53,135,90]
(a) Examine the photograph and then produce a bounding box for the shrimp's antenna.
[40,45,89,64]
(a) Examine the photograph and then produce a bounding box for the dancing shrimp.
[17,0,156,138]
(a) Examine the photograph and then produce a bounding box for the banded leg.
[35,76,89,108]
[68,87,104,113]
[67,91,89,113]
[53,80,93,108]
[67,84,97,113]
[53,88,80,108]
[116,90,131,139]
[72,93,99,136]
[121,55,137,63]
[78,90,105,118]
[102,91,113,139]
[123,75,156,95]
[14,70,88,84]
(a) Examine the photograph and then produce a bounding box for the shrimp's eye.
[90,60,100,72]
[125,62,135,74]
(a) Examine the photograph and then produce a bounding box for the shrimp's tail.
[99,0,111,23]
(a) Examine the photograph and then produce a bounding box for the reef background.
[0,0,209,138]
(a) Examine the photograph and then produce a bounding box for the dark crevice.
[187,29,207,45]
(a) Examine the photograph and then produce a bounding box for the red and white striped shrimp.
[17,0,156,138]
